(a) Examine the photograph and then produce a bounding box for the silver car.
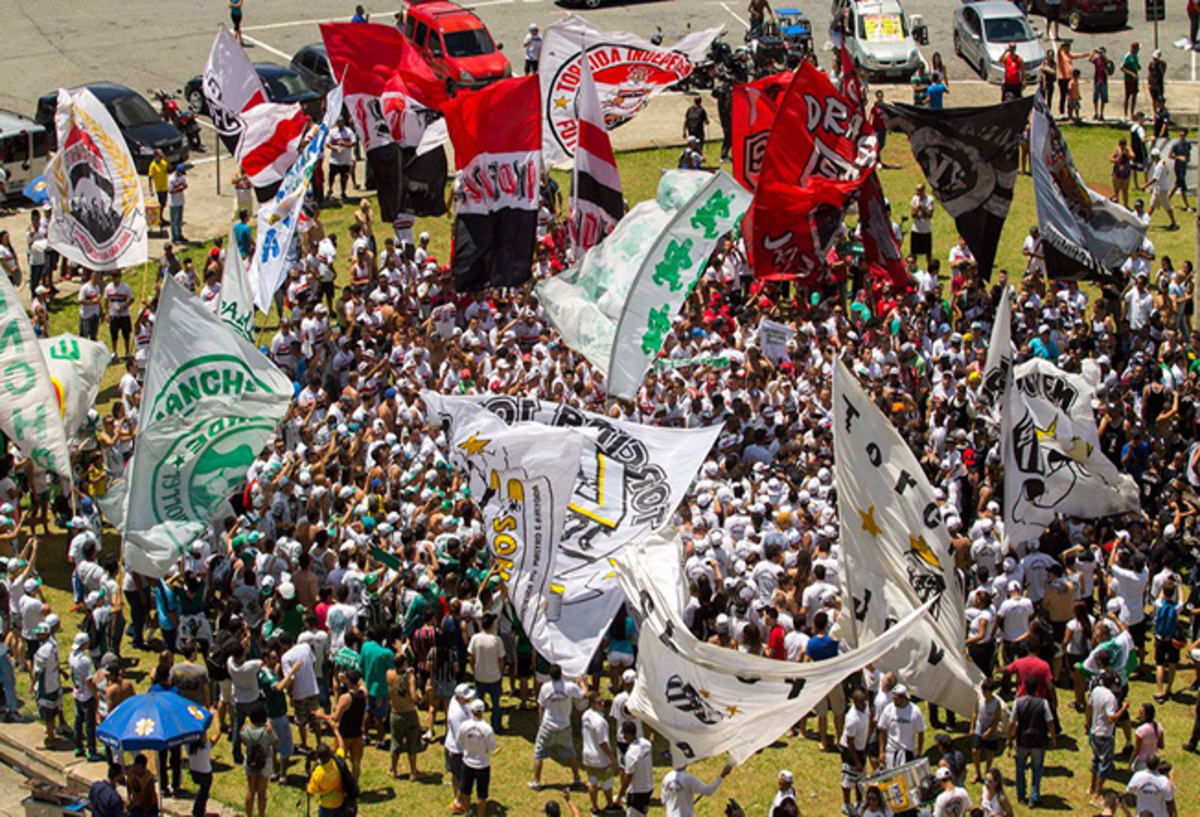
[953,2,1045,84]
[834,0,924,81]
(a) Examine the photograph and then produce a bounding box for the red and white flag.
[235,103,309,187]
[203,26,268,153]
[569,56,622,252]
[731,72,790,193]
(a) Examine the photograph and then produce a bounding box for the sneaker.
[527,781,542,791]
[422,730,435,741]
[75,749,85,758]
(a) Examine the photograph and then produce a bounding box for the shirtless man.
[748,0,774,36]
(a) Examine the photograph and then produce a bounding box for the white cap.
[469,699,486,713]
[778,770,794,783]
[622,669,637,684]
[455,683,475,699]
[936,767,952,781]
[417,574,431,590]
[1007,581,1021,593]
[892,685,908,696]
[74,632,90,648]
[278,582,296,601]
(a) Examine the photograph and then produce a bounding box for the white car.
[953,2,1045,84]
[833,0,926,81]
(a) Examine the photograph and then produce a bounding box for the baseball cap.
[892,685,909,696]
[778,770,794,783]
[73,632,90,648]
[622,669,637,684]
[455,683,475,699]
[278,582,296,601]
[45,614,60,629]
[24,577,41,593]
[936,767,952,781]
[34,622,50,637]
[469,699,486,714]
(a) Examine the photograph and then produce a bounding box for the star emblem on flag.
[553,95,570,111]
[859,505,881,538]
[458,433,489,457]
[1035,416,1058,441]
[724,704,741,717]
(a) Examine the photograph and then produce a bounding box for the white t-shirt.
[458,717,496,769]
[1110,564,1149,624]
[1126,769,1175,817]
[227,657,264,705]
[933,787,972,817]
[538,678,585,731]
[840,704,871,751]
[105,281,135,317]
[281,643,319,700]
[329,127,356,166]
[997,596,1034,642]
[167,172,187,207]
[445,697,470,755]
[623,737,654,794]
[69,649,94,702]
[467,632,505,684]
[78,282,102,319]
[1089,685,1119,738]
[910,194,934,233]
[878,701,926,754]
[661,769,723,817]
[581,708,612,768]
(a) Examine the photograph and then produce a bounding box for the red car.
[1029,0,1128,30]
[402,1,512,93]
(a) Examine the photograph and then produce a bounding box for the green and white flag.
[536,169,750,400]
[113,276,292,578]
[0,274,72,478]
[217,234,256,342]
[40,334,111,446]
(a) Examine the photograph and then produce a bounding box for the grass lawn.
[18,123,1200,815]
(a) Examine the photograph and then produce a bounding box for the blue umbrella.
[23,175,48,205]
[98,687,212,751]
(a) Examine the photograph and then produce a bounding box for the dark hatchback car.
[34,83,187,172]
[291,43,337,95]
[1028,0,1128,30]
[184,62,323,121]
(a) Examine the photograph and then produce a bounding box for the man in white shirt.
[167,164,188,243]
[932,766,972,816]
[531,665,585,788]
[458,699,497,817]
[839,689,871,813]
[103,269,135,358]
[523,23,543,74]
[69,632,101,760]
[445,684,474,813]
[996,581,1034,666]
[279,632,320,750]
[467,612,506,731]
[661,759,731,817]
[32,622,61,747]
[1124,271,1154,330]
[77,270,102,340]
[909,183,935,265]
[610,669,640,762]
[877,685,926,769]
[581,692,618,813]
[1144,148,1178,230]
[328,119,356,199]
[618,721,654,816]
[1125,754,1176,817]
[1087,670,1126,802]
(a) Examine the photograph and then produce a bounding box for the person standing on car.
[748,0,774,38]
[524,24,543,75]
[229,0,244,45]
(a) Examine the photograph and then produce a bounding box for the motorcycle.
[150,89,203,152]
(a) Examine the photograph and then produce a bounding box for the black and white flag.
[881,96,1033,279]
[1030,96,1145,275]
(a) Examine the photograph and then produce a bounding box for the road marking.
[243,35,291,60]
[719,1,748,27]
[462,0,516,7]
[242,7,393,31]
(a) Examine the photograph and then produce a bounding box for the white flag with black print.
[613,529,934,765]
[833,359,983,716]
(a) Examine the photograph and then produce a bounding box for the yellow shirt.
[148,159,170,193]
[306,761,344,809]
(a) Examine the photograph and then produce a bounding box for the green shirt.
[258,668,288,719]
[1122,52,1139,78]
[359,640,393,697]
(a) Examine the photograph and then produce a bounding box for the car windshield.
[984,17,1034,42]
[265,72,310,98]
[108,94,160,129]
[443,28,495,58]
[857,13,907,43]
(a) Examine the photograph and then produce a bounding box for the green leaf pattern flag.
[40,334,111,446]
[113,276,293,578]
[0,273,73,478]
[536,169,750,400]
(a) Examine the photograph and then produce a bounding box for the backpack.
[1155,600,1179,640]
[333,755,359,816]
[245,737,267,773]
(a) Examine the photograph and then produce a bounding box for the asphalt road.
[0,0,1196,128]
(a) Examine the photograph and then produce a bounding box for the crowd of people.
[0,5,1197,817]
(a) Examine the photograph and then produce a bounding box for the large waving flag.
[539,170,750,399]
[745,62,875,280]
[539,15,722,163]
[248,83,343,312]
[833,359,983,715]
[444,75,541,292]
[45,88,148,270]
[203,26,268,154]
[218,229,257,342]
[569,54,623,252]
[0,274,73,478]
[730,72,790,192]
[235,103,308,188]
[41,334,110,446]
[108,276,292,578]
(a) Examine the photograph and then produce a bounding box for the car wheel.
[187,89,205,115]
[1068,11,1083,30]
[584,0,602,7]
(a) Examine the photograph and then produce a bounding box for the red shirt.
[1007,654,1053,699]
[767,625,786,660]
[1003,53,1023,86]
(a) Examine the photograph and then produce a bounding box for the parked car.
[291,43,336,95]
[1029,0,1128,30]
[184,62,323,121]
[832,0,926,81]
[953,2,1045,84]
[34,84,187,172]
[402,0,512,93]
[0,110,49,201]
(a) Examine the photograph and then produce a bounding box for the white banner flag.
[45,88,148,271]
[539,15,722,163]
[537,170,750,400]
[614,529,934,765]
[40,335,111,446]
[757,319,795,365]
[0,275,72,478]
[114,276,292,578]
[447,409,586,657]
[422,392,720,677]
[217,230,257,342]
[249,84,343,312]
[833,359,983,715]
[203,25,268,145]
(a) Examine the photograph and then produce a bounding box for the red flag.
[731,72,791,193]
[746,62,876,281]
[857,172,910,292]
[443,75,541,292]
[235,103,308,187]
[570,56,623,252]
[840,46,866,115]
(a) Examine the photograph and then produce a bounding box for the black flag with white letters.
[880,96,1034,280]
